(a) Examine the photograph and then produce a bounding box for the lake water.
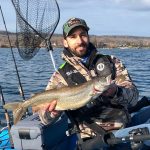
[0,47,150,125]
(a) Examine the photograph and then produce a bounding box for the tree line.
[1,31,150,48]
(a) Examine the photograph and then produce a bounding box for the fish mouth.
[93,87,101,94]
[106,74,114,84]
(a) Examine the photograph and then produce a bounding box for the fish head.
[93,74,113,95]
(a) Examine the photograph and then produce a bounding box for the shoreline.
[1,31,150,48]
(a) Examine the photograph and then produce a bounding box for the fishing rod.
[107,133,150,145]
[0,5,25,101]
[0,86,11,129]
[0,85,14,148]
[105,127,150,149]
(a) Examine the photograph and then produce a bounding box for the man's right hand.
[32,100,60,118]
[32,100,62,125]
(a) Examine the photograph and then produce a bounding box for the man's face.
[63,27,89,57]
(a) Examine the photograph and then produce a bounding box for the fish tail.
[3,102,26,124]
[3,102,22,110]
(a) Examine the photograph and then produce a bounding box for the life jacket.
[59,50,116,86]
[58,47,116,120]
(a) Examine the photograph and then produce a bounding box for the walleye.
[4,75,113,124]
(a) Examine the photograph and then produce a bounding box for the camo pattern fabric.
[79,107,129,139]
[46,52,138,107]
[43,51,139,138]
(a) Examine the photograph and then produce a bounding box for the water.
[0,48,63,100]
[101,48,150,98]
[0,47,150,125]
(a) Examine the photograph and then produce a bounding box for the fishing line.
[0,5,25,101]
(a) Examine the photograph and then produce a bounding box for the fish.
[3,75,113,124]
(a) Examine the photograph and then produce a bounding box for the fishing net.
[11,0,60,60]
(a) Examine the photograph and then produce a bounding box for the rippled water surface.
[0,48,150,125]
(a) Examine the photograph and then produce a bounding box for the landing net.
[11,0,60,60]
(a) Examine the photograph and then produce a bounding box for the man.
[34,17,139,149]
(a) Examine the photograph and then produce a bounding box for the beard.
[69,43,89,57]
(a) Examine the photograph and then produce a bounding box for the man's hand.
[32,100,60,118]
[102,83,118,97]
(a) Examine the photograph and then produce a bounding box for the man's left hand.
[102,83,118,97]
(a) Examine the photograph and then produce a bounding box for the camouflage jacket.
[46,49,139,108]
[41,46,139,138]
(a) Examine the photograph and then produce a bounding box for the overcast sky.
[1,0,150,37]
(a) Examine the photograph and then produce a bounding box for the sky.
[1,0,150,37]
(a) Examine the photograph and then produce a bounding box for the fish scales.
[3,75,112,124]
[23,82,92,109]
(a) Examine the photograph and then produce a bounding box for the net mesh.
[11,0,60,60]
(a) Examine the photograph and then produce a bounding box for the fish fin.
[13,106,26,124]
[3,102,26,125]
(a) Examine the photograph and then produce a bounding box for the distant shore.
[1,31,150,48]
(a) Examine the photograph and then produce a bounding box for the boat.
[0,96,150,150]
[1,1,150,149]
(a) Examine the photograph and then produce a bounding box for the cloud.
[113,0,150,11]
[1,0,150,36]
[115,0,150,5]
[57,0,150,12]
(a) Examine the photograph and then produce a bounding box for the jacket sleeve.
[109,55,139,108]
[46,71,68,90]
